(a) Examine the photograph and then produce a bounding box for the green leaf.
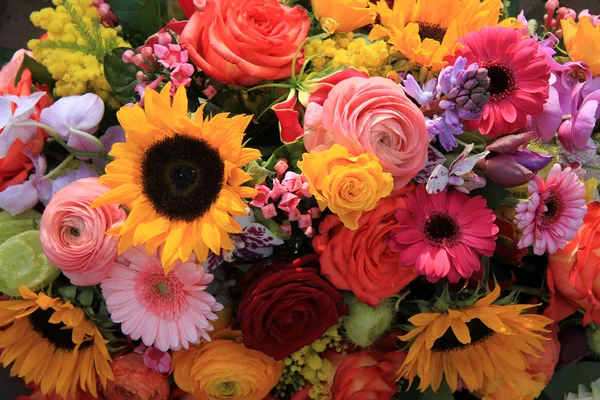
[77,288,94,307]
[543,362,600,400]
[396,381,454,400]
[106,0,146,33]
[15,54,55,89]
[140,0,163,37]
[470,183,509,211]
[254,209,291,240]
[104,47,140,105]
[245,160,275,186]
[59,286,78,302]
[0,231,61,297]
[263,140,306,173]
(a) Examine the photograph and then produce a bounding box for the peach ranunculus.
[311,0,376,33]
[298,144,394,230]
[304,76,429,189]
[101,353,170,400]
[40,178,127,286]
[313,185,418,307]
[172,329,284,400]
[547,202,600,325]
[180,0,310,86]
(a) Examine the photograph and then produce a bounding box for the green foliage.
[104,47,140,105]
[544,362,600,400]
[395,380,454,400]
[254,209,292,240]
[470,183,510,211]
[15,54,55,89]
[263,140,306,173]
[36,0,122,63]
[106,0,168,39]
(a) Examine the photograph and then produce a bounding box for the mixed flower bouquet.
[1,0,600,399]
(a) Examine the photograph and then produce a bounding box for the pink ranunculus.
[304,77,429,189]
[40,177,127,286]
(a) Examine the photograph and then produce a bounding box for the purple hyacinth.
[438,58,490,121]
[400,56,490,151]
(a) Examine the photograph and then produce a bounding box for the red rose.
[180,0,310,86]
[313,186,418,307]
[328,351,403,400]
[237,255,349,360]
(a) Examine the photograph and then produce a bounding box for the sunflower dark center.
[28,308,92,350]
[541,192,564,228]
[417,22,448,42]
[141,134,224,222]
[431,318,494,352]
[481,60,517,102]
[423,212,461,248]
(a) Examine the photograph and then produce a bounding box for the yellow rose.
[172,330,284,400]
[561,16,600,76]
[311,0,375,33]
[298,144,393,230]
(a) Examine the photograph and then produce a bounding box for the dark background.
[1,0,600,398]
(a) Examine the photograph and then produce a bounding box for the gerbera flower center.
[431,318,494,352]
[28,308,91,350]
[481,60,517,101]
[540,192,564,228]
[417,22,448,42]
[137,266,188,319]
[141,134,225,222]
[423,212,461,248]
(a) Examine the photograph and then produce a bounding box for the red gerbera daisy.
[388,185,499,283]
[452,26,551,138]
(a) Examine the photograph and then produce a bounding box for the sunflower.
[92,83,261,272]
[0,286,113,398]
[369,0,513,70]
[398,286,552,393]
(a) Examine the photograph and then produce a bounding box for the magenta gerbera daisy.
[453,26,551,138]
[515,164,588,255]
[100,246,223,352]
[388,185,499,283]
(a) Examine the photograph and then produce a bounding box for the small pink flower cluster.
[122,35,195,105]
[545,0,600,33]
[250,159,320,238]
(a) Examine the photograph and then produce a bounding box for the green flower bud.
[343,295,395,348]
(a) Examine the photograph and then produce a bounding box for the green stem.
[246,83,294,92]
[69,127,106,154]
[298,54,320,82]
[44,154,75,179]
[500,197,526,206]
[17,122,113,162]
[255,93,288,121]
[583,164,600,171]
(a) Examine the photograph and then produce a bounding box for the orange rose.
[313,185,418,307]
[547,202,600,325]
[180,0,310,86]
[101,353,170,400]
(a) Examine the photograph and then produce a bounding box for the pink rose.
[304,76,429,189]
[40,177,127,286]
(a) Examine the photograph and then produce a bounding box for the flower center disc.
[141,134,225,222]
[541,192,564,228]
[417,22,448,42]
[431,318,494,352]
[28,308,90,350]
[481,61,517,101]
[423,212,461,248]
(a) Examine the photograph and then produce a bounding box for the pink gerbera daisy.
[515,164,587,255]
[101,246,223,352]
[388,185,499,283]
[453,26,551,138]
